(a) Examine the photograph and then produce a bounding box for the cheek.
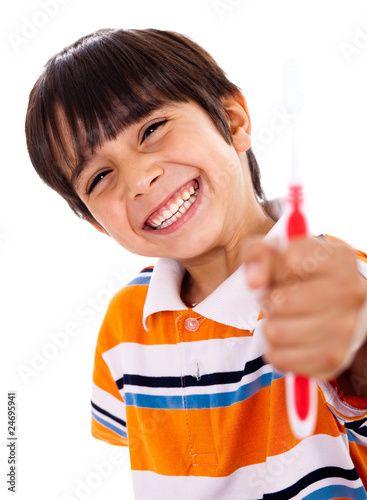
[90,199,128,235]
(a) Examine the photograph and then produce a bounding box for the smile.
[145,179,199,230]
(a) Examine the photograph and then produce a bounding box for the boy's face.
[70,99,264,264]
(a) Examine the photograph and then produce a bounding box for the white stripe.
[263,433,357,493]
[130,434,362,500]
[123,364,274,397]
[102,336,259,381]
[92,406,126,433]
[132,462,267,500]
[91,383,126,422]
[297,476,362,500]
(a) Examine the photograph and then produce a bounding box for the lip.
[143,177,202,235]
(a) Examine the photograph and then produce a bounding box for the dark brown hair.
[25,28,266,224]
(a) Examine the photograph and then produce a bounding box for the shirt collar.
[143,199,285,331]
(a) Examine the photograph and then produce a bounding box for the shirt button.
[190,361,205,381]
[184,317,200,331]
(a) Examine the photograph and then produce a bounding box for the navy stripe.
[346,417,367,437]
[140,268,153,273]
[116,355,267,390]
[91,401,126,428]
[263,466,360,500]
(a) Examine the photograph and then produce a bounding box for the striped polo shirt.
[91,223,367,499]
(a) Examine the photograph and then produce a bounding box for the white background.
[2,1,367,499]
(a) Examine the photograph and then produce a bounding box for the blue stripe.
[91,400,126,427]
[303,484,366,500]
[124,372,279,409]
[346,428,367,447]
[126,275,152,286]
[92,410,127,439]
[347,429,357,443]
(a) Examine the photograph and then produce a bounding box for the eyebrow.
[71,152,96,192]
[70,103,179,191]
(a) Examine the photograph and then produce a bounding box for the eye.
[141,119,167,143]
[87,169,113,195]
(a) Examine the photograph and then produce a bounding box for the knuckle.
[337,244,357,269]
[323,346,345,373]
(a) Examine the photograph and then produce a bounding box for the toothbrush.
[282,58,318,439]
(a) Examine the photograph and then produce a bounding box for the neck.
[179,203,275,308]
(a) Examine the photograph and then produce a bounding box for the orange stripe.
[349,441,367,490]
[126,391,273,476]
[93,349,125,403]
[101,285,255,346]
[126,379,349,476]
[146,310,254,344]
[266,378,344,457]
[91,419,127,446]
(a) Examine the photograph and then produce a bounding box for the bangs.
[37,28,237,174]
[26,28,255,223]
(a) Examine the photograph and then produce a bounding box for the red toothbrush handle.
[287,185,307,238]
[286,184,317,438]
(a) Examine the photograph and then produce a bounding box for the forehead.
[51,102,181,187]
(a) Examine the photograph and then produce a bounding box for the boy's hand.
[241,237,367,380]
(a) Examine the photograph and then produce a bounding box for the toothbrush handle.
[286,373,317,439]
[286,187,318,439]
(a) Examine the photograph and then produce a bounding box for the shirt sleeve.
[318,237,367,432]
[91,342,128,446]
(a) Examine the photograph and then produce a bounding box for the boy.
[25,28,367,499]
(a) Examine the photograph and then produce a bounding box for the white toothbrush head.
[282,58,305,117]
[282,58,305,184]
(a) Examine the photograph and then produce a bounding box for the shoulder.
[96,266,154,349]
[107,265,154,313]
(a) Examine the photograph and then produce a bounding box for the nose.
[123,162,164,200]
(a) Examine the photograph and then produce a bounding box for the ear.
[83,217,110,236]
[222,92,252,152]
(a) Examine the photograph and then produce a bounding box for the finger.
[271,237,358,284]
[264,341,348,379]
[262,274,361,318]
[240,237,277,288]
[263,311,356,377]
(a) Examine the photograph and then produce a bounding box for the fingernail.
[246,261,262,286]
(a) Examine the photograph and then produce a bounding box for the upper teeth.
[150,184,199,229]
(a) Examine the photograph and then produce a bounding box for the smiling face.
[69,98,271,265]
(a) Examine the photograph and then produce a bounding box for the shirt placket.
[175,311,219,470]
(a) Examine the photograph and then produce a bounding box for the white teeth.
[149,183,199,229]
[163,209,173,219]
